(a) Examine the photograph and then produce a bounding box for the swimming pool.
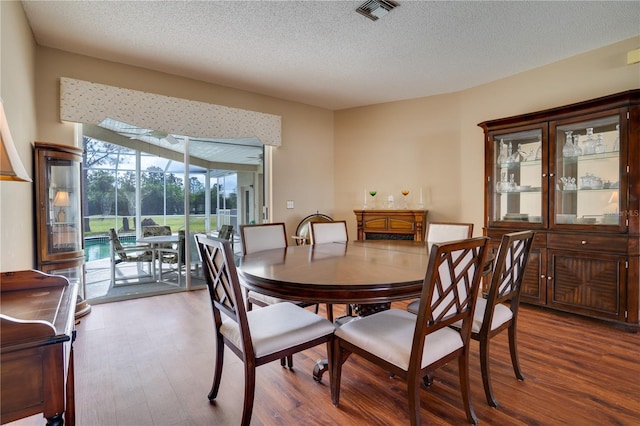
[84,235,136,262]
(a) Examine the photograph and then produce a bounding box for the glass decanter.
[613,124,620,151]
[562,131,573,157]
[497,139,508,163]
[573,134,582,156]
[582,127,595,155]
[595,134,606,154]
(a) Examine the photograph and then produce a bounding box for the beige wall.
[335,36,640,239]
[1,0,638,273]
[33,47,335,242]
[0,33,333,272]
[0,1,37,271]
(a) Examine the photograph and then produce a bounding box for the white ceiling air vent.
[356,0,399,21]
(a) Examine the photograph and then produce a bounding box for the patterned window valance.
[59,77,281,146]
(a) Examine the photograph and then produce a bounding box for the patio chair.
[142,225,172,247]
[218,224,234,251]
[108,228,154,286]
[156,230,185,286]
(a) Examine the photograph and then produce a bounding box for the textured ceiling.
[21,1,640,111]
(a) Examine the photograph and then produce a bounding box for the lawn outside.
[84,215,215,237]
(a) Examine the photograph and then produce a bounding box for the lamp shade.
[54,190,71,207]
[0,99,32,182]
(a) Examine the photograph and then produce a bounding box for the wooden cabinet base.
[354,209,428,241]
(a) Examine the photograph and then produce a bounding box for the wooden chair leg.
[326,304,334,322]
[408,377,422,426]
[208,334,225,401]
[479,338,498,408]
[331,343,345,406]
[422,372,434,387]
[241,364,256,426]
[459,350,478,425]
[508,323,525,381]
[287,355,293,369]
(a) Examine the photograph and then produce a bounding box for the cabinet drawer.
[363,217,388,231]
[547,234,627,254]
[485,229,546,249]
[388,218,414,231]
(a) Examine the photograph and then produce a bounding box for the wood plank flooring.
[9,290,640,425]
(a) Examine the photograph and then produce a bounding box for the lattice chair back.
[413,237,490,336]
[197,235,244,331]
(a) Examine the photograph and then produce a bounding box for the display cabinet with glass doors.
[35,142,90,317]
[480,90,639,328]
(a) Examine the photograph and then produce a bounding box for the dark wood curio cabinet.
[479,90,639,328]
[34,141,90,317]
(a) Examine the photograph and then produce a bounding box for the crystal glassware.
[613,124,620,151]
[562,131,573,157]
[401,190,410,209]
[583,127,595,155]
[368,190,377,209]
[573,134,582,156]
[595,134,606,154]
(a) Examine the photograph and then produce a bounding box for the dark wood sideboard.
[0,270,77,426]
[354,209,428,241]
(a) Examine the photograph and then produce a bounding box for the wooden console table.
[0,270,77,426]
[354,209,428,241]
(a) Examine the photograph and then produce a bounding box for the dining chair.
[449,230,534,408]
[108,228,154,286]
[240,223,292,310]
[331,237,490,425]
[240,222,320,368]
[309,220,349,322]
[196,235,335,426]
[310,220,348,244]
[406,221,474,313]
[240,222,287,256]
[426,221,474,243]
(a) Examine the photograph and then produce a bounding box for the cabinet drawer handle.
[581,240,587,245]
[547,276,552,280]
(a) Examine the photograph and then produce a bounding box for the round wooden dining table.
[237,239,434,381]
[236,240,433,306]
[237,239,493,381]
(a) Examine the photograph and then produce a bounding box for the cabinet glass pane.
[47,157,83,254]
[555,115,620,226]
[42,262,85,299]
[492,129,543,223]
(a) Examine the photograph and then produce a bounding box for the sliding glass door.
[82,119,265,303]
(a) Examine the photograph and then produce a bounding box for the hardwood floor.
[9,290,640,425]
